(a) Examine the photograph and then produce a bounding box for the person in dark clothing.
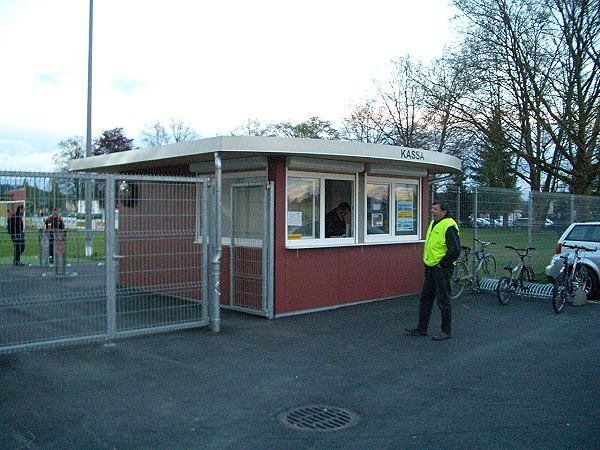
[405,202,461,340]
[44,208,64,264]
[325,202,351,238]
[7,205,25,266]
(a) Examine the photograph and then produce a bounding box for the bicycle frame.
[552,244,597,314]
[496,245,535,305]
[450,239,496,300]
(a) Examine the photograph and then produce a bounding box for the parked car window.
[565,224,600,243]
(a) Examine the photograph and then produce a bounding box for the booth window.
[287,172,355,244]
[366,179,419,241]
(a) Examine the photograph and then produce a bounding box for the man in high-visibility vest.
[405,202,461,341]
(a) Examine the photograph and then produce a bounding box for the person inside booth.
[325,202,351,238]
[43,208,65,264]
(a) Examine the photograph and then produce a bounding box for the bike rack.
[477,278,554,299]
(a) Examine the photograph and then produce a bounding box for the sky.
[0,0,457,172]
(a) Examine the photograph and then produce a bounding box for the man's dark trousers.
[417,264,452,335]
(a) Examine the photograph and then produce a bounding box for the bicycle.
[450,238,497,300]
[551,244,597,314]
[496,246,535,305]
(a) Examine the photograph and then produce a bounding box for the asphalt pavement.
[1,290,598,449]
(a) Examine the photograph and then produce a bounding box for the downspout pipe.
[210,151,222,332]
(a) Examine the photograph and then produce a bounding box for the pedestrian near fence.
[7,205,25,266]
[43,208,64,264]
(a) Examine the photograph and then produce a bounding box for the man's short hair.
[337,202,351,210]
[433,201,451,214]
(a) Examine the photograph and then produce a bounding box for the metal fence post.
[527,191,534,268]
[264,182,275,319]
[457,186,461,228]
[105,175,117,339]
[200,181,209,321]
[473,186,478,273]
[210,152,222,333]
[473,185,478,236]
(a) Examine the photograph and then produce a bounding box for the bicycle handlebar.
[504,245,535,258]
[474,238,496,246]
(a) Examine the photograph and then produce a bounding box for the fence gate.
[0,171,211,354]
[229,182,274,317]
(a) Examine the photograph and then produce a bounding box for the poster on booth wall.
[287,211,302,227]
[396,187,414,232]
[371,213,384,227]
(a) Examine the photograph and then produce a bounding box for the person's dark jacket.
[7,212,24,239]
[44,216,64,231]
[325,209,346,238]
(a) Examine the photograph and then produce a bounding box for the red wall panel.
[278,243,424,315]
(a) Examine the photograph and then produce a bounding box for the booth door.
[230,182,273,317]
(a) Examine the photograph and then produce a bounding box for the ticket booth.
[70,136,461,317]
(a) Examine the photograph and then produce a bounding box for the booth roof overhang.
[69,135,461,176]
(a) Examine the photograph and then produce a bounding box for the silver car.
[545,221,600,299]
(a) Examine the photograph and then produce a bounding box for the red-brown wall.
[268,157,428,316]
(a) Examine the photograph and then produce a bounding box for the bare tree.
[140,118,199,147]
[140,121,170,147]
[169,118,200,143]
[374,56,429,147]
[231,117,340,140]
[448,0,600,195]
[53,136,85,172]
[230,119,271,136]
[340,100,390,144]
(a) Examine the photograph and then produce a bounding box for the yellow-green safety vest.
[423,217,459,267]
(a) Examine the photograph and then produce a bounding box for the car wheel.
[580,265,599,300]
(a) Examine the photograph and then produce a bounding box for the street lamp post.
[84,0,94,256]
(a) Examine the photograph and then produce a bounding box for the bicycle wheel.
[574,265,588,293]
[516,267,535,295]
[496,276,512,305]
[450,261,469,300]
[522,266,535,282]
[552,273,568,314]
[475,255,497,290]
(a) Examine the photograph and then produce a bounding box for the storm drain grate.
[279,405,359,432]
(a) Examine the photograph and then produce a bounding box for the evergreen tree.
[93,128,134,155]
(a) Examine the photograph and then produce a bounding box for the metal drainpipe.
[210,152,222,332]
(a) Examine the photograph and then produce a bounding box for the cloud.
[35,72,65,85]
[0,139,56,172]
[111,78,147,94]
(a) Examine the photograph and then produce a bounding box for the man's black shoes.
[405,327,427,336]
[432,331,452,341]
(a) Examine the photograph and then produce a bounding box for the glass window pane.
[287,177,320,239]
[367,183,389,235]
[325,179,353,238]
[395,183,418,236]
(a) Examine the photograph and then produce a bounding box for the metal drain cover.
[279,405,359,432]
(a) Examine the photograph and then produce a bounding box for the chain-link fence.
[433,186,600,283]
